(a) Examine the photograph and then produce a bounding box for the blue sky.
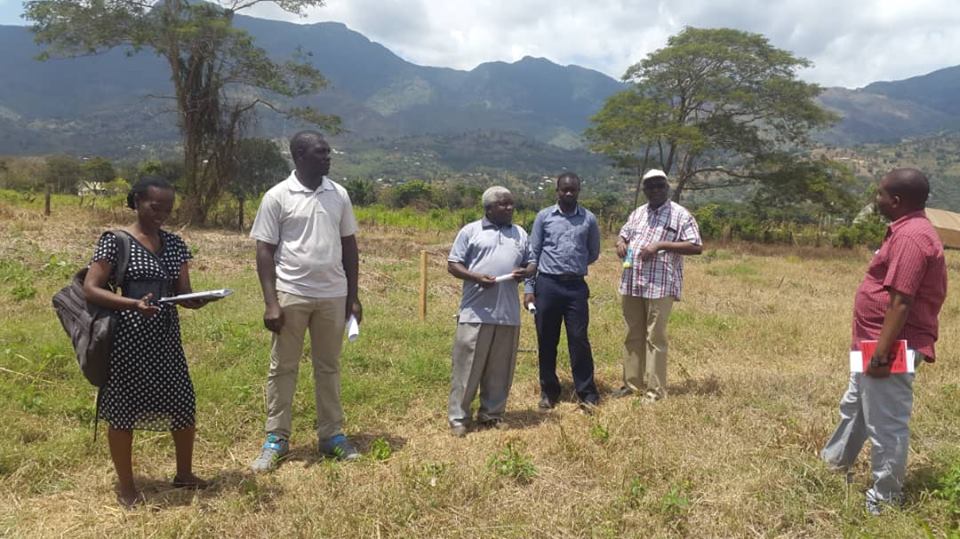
[3,0,958,88]
[0,0,21,25]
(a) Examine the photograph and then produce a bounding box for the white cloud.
[4,0,958,87]
[246,0,960,87]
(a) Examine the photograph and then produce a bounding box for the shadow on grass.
[130,469,271,509]
[906,460,948,504]
[283,431,409,467]
[668,374,723,397]
[501,409,555,431]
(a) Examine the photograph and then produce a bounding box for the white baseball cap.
[642,169,668,182]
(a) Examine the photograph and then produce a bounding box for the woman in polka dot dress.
[82,176,217,508]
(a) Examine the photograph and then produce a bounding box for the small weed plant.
[488,441,537,484]
[370,438,392,461]
[590,422,610,445]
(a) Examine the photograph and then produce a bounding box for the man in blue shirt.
[524,172,602,409]
[447,186,536,436]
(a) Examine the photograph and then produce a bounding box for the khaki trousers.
[265,291,346,440]
[448,323,520,425]
[621,295,674,397]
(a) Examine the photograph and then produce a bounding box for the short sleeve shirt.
[448,219,532,326]
[852,211,947,359]
[618,201,701,300]
[250,172,358,298]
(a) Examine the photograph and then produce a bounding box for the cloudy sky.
[2,0,958,88]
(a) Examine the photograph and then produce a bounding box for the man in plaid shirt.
[614,169,702,401]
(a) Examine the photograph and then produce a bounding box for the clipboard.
[159,288,234,304]
[849,339,914,373]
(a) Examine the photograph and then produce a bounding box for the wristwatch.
[869,356,889,369]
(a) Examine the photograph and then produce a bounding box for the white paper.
[159,288,233,303]
[494,274,515,283]
[346,315,360,342]
[849,350,916,373]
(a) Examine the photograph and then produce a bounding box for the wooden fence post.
[419,250,428,321]
[44,184,51,217]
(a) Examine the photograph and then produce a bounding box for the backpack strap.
[93,388,102,442]
[110,229,132,289]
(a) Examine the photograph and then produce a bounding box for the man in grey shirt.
[447,186,536,436]
[524,172,602,409]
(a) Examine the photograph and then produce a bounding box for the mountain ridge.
[1,17,959,158]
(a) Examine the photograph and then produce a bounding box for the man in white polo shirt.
[249,131,362,472]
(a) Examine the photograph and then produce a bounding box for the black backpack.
[52,230,132,387]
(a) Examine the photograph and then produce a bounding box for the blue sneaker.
[318,434,360,460]
[250,434,289,473]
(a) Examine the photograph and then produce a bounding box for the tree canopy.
[227,138,289,200]
[42,155,83,193]
[227,137,289,230]
[586,27,838,203]
[24,0,339,224]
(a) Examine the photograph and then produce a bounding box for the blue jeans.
[534,274,599,402]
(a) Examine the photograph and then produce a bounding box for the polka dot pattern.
[92,230,195,431]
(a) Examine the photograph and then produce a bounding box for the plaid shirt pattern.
[618,201,701,300]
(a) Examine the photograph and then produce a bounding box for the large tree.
[227,137,289,230]
[586,27,837,202]
[42,154,83,194]
[24,0,339,224]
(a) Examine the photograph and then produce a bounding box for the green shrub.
[935,461,960,516]
[832,216,886,249]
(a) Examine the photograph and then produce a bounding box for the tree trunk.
[238,195,244,232]
[44,184,51,216]
[672,175,687,203]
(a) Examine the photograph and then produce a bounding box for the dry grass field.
[1,192,959,537]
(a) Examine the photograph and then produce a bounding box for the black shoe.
[478,418,507,431]
[612,386,634,399]
[538,395,557,410]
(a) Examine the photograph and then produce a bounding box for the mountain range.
[2,15,960,164]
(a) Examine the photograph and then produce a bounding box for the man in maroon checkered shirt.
[613,169,702,402]
[821,168,947,515]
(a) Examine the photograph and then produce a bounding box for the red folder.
[859,340,910,374]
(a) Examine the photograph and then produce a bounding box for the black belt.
[542,273,584,282]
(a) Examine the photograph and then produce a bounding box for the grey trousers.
[821,370,915,503]
[448,322,520,426]
[265,291,346,440]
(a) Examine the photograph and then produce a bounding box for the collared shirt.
[852,210,947,360]
[448,218,532,326]
[524,204,600,294]
[618,201,701,300]
[250,172,358,298]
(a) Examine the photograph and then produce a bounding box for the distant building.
[77,181,108,197]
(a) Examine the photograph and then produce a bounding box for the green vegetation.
[228,138,290,231]
[24,0,337,225]
[1,196,959,536]
[488,441,537,484]
[587,27,837,202]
